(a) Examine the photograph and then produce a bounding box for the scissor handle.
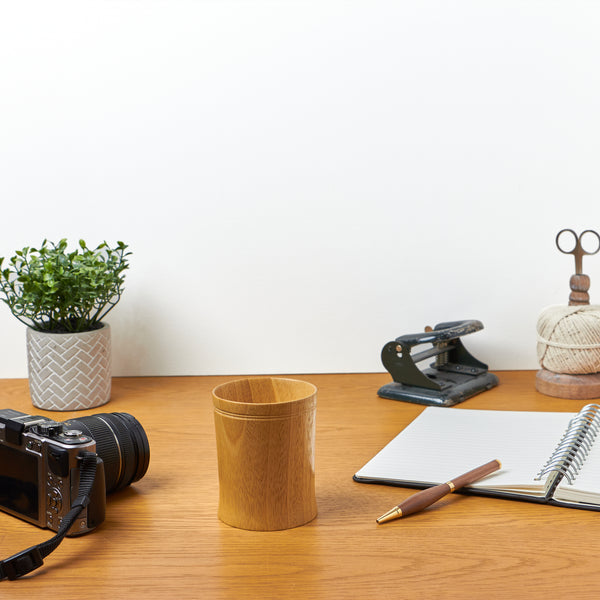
[555,229,600,274]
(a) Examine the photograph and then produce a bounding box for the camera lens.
[63,413,150,494]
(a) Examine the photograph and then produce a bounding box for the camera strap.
[0,451,98,581]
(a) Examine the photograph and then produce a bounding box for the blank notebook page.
[354,407,574,496]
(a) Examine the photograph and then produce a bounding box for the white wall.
[1,1,599,377]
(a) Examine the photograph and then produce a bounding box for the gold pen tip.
[376,507,403,524]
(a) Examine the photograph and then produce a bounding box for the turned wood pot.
[26,323,112,411]
[213,377,318,531]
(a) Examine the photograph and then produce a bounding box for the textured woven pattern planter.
[26,323,112,411]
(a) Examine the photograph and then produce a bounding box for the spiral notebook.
[353,405,600,510]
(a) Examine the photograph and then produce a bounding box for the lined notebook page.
[354,407,575,496]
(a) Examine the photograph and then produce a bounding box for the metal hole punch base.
[377,320,499,407]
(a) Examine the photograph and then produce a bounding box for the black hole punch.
[378,319,499,407]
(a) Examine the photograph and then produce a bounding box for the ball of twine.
[537,305,600,374]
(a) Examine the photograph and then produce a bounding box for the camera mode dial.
[35,421,63,437]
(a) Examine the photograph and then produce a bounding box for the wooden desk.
[1,371,600,599]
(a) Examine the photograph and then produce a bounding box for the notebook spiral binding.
[535,404,600,485]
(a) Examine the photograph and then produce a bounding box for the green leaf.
[0,238,131,332]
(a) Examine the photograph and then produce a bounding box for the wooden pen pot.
[213,377,318,531]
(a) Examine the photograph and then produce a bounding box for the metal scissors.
[555,229,600,274]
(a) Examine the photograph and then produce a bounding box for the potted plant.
[0,239,131,411]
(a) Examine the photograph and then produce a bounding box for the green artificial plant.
[0,239,131,333]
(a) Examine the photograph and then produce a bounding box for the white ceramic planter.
[26,323,112,411]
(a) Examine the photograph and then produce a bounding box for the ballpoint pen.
[376,459,502,524]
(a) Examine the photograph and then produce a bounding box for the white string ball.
[537,305,600,374]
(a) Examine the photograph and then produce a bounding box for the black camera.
[0,408,149,536]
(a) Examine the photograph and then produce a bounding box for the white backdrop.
[1,1,599,377]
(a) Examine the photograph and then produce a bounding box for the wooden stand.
[537,230,600,399]
[536,367,600,399]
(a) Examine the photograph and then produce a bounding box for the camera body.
[0,408,106,536]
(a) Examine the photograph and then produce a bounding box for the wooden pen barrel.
[213,377,318,531]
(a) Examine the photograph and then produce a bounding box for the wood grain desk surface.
[1,371,600,599]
